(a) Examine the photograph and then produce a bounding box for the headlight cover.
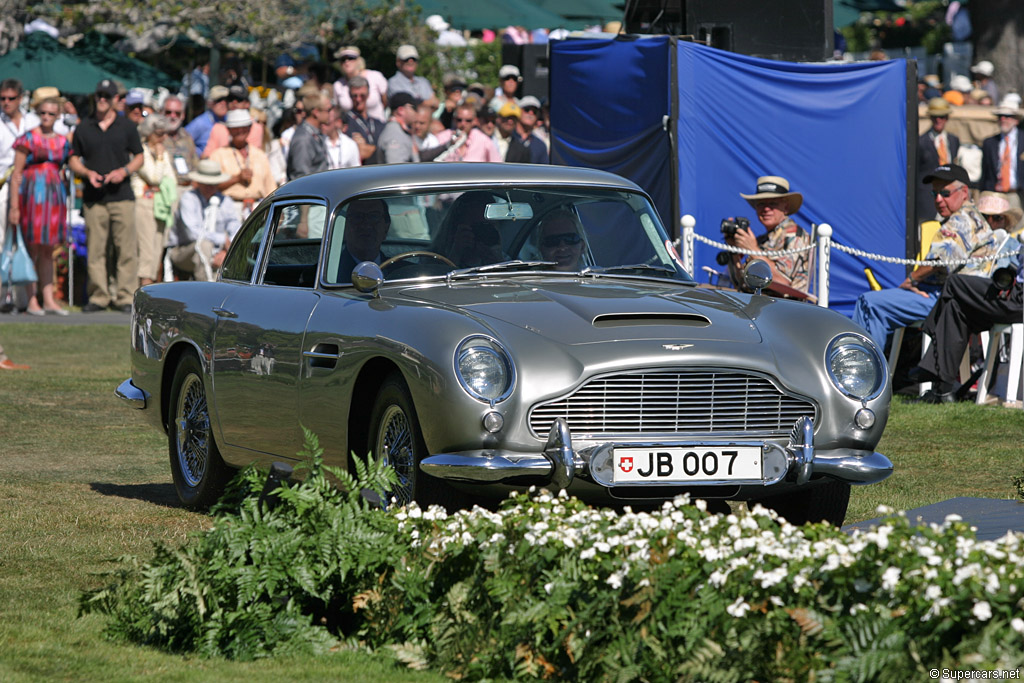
[826,333,885,400]
[455,336,515,403]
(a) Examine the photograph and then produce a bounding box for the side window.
[221,204,270,282]
[261,202,327,288]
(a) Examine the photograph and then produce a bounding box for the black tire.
[367,372,467,512]
[168,353,232,509]
[757,479,851,526]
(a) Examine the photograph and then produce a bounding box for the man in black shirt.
[69,79,144,312]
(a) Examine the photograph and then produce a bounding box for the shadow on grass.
[90,482,181,508]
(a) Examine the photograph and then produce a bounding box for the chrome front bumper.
[115,378,149,410]
[419,417,893,489]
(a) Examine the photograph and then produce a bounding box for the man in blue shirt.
[184,85,229,156]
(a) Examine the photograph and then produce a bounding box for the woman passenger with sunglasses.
[7,96,71,314]
[538,209,585,271]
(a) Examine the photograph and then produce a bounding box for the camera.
[717,216,751,265]
[989,235,1022,292]
[720,216,750,239]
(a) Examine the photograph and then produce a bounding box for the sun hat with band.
[976,192,1024,228]
[225,109,252,128]
[188,159,232,185]
[740,176,803,214]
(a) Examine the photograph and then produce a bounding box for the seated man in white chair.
[166,159,241,280]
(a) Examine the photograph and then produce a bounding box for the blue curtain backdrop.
[550,37,909,316]
[550,36,673,226]
[676,42,907,315]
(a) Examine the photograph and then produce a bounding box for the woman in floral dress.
[7,96,71,315]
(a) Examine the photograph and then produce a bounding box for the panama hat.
[740,176,803,214]
[976,192,1024,227]
[926,97,952,117]
[187,159,231,185]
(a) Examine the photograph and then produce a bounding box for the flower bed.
[82,433,1024,680]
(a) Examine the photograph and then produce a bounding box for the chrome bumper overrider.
[115,379,148,410]
[419,417,893,489]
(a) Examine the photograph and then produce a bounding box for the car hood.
[399,278,765,346]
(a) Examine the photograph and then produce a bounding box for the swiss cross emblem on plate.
[618,456,634,473]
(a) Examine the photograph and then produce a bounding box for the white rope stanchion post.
[680,214,695,277]
[816,223,832,308]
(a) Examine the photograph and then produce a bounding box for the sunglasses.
[501,75,518,81]
[341,55,358,62]
[351,92,368,99]
[455,117,476,123]
[0,95,18,102]
[983,214,1008,222]
[37,111,58,117]
[402,57,418,63]
[95,93,113,100]
[932,188,962,198]
[541,232,582,248]
[163,110,183,117]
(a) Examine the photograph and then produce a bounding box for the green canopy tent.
[533,0,623,27]
[833,0,904,29]
[416,0,570,30]
[71,33,180,92]
[0,32,125,94]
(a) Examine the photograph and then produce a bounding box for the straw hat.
[976,192,1024,227]
[740,175,803,214]
[926,97,951,117]
[30,86,62,109]
[187,159,231,185]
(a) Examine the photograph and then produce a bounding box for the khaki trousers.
[84,200,137,307]
[168,240,217,281]
[135,195,165,282]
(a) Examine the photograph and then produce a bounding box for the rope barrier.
[830,241,1007,268]
[689,232,816,257]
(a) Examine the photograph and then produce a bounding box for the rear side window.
[261,202,327,288]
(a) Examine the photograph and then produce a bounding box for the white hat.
[225,109,252,128]
[188,159,232,185]
[971,60,994,77]
[518,95,541,110]
[499,64,522,80]
[1000,93,1022,109]
[396,44,419,61]
[949,74,972,93]
[426,14,449,32]
[740,175,803,215]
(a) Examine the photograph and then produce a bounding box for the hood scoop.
[592,312,711,328]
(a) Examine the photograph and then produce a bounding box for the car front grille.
[529,370,816,439]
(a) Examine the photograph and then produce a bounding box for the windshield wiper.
[580,263,678,277]
[448,260,559,277]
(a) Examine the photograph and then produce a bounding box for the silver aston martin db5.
[116,163,892,525]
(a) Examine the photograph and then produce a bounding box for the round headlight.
[455,337,514,402]
[827,334,884,400]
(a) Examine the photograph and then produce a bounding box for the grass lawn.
[0,322,1021,679]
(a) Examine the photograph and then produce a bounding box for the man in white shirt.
[167,159,241,281]
[322,106,360,169]
[0,79,39,249]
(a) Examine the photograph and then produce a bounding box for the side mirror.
[352,261,384,294]
[743,259,773,295]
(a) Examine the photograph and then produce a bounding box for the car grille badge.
[662,343,694,351]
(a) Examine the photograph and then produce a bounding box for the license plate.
[612,446,762,483]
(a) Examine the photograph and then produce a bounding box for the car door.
[213,199,328,460]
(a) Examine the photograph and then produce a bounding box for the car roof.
[266,162,646,202]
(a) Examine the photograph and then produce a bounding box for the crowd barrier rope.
[677,215,1011,309]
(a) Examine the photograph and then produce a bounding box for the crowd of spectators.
[0,42,555,333]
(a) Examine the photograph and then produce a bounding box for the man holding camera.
[724,175,812,298]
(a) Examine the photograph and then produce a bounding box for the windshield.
[322,187,693,285]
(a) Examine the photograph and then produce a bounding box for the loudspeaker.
[501,44,550,101]
[625,0,834,62]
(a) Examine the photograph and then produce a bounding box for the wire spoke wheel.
[375,404,416,506]
[174,374,210,488]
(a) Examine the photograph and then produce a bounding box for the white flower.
[594,541,611,553]
[544,582,554,594]
[725,597,750,618]
[880,567,901,592]
[972,601,992,621]
[1011,617,1024,634]
[606,572,623,590]
[849,603,868,615]
[580,547,596,561]
[925,585,942,601]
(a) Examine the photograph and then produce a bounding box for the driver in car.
[538,209,585,271]
[338,197,391,282]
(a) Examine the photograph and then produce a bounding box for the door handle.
[303,343,341,369]
[212,307,237,319]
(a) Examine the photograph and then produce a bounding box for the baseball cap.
[922,164,970,186]
[971,60,994,77]
[228,85,248,102]
[443,73,468,91]
[95,79,117,97]
[499,64,521,80]
[208,85,230,102]
[498,102,521,119]
[389,92,421,111]
[396,44,419,61]
[518,95,541,110]
[125,90,145,106]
